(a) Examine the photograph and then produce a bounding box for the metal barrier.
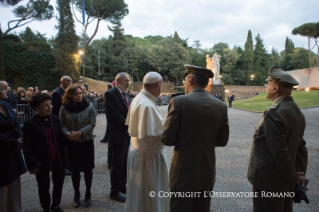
[91,99,104,113]
[17,104,35,127]
[17,99,105,126]
[161,96,170,105]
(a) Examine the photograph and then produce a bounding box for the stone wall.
[224,85,267,99]
[133,82,175,93]
[205,84,225,99]
[286,67,319,89]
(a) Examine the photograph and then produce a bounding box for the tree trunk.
[308,36,312,68]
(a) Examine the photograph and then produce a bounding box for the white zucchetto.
[143,72,162,84]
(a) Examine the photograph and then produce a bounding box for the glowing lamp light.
[305,88,309,91]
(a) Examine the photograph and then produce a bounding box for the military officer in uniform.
[161,65,229,212]
[247,66,308,212]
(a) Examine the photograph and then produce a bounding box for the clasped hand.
[67,131,82,141]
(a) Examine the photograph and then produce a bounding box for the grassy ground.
[232,90,319,113]
[82,77,111,93]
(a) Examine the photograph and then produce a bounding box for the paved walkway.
[21,106,319,212]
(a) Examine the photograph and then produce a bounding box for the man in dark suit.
[51,76,72,116]
[104,72,131,202]
[247,66,308,212]
[3,82,17,111]
[161,65,229,212]
[51,76,72,176]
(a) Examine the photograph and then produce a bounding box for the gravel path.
[21,106,319,212]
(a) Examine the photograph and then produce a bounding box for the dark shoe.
[65,169,72,176]
[100,139,107,143]
[110,191,126,202]
[43,209,50,212]
[84,193,91,207]
[73,195,80,208]
[120,187,126,194]
[51,206,64,212]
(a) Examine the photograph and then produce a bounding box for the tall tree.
[244,30,254,83]
[0,28,5,80]
[0,0,21,6]
[270,47,281,66]
[292,22,319,68]
[192,40,201,52]
[173,31,182,44]
[4,0,54,34]
[108,22,128,74]
[55,0,80,79]
[72,0,128,51]
[150,38,190,85]
[284,36,295,55]
[19,26,47,43]
[253,34,268,85]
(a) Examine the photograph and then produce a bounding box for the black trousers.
[170,189,211,212]
[110,143,129,192]
[107,142,112,167]
[35,161,65,209]
[229,101,232,108]
[253,187,293,212]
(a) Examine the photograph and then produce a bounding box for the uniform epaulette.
[269,103,280,110]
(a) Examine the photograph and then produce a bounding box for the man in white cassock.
[125,72,169,212]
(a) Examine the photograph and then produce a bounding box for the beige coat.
[161,87,229,191]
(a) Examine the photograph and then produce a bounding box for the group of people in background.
[1,77,96,212]
[0,64,309,212]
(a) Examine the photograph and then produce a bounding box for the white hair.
[115,72,129,80]
[143,72,162,84]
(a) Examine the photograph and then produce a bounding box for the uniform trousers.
[0,177,21,212]
[170,189,211,212]
[253,187,293,212]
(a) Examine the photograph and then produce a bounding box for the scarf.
[63,99,90,112]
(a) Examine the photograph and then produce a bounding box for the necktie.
[122,92,129,108]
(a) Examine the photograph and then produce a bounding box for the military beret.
[267,66,299,88]
[184,64,214,79]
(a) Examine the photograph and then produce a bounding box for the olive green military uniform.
[247,66,308,212]
[161,65,229,212]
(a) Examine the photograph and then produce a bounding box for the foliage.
[150,38,190,85]
[4,0,54,34]
[253,34,268,85]
[244,30,254,83]
[270,47,281,66]
[2,37,60,90]
[19,26,47,43]
[292,22,319,68]
[233,90,319,113]
[55,0,80,80]
[0,29,5,80]
[0,0,21,6]
[72,0,128,50]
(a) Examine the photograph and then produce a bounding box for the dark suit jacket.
[104,87,130,146]
[247,96,308,192]
[23,114,66,172]
[161,88,229,191]
[52,86,65,116]
[4,92,18,109]
[0,101,26,187]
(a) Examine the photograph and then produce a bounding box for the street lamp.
[79,50,85,83]
[250,74,254,86]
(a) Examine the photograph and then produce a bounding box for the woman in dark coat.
[0,81,26,212]
[59,84,96,208]
[23,93,65,212]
